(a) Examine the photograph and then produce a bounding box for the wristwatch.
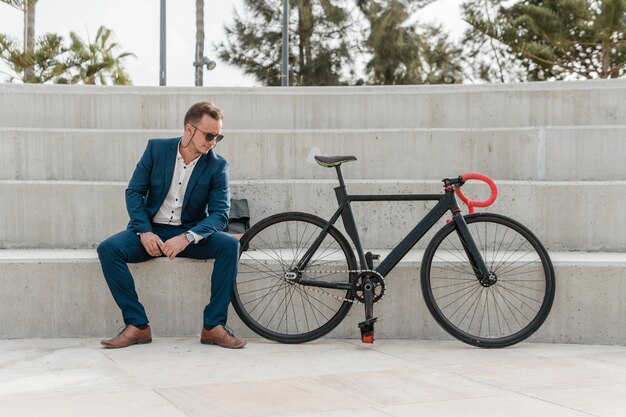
[185,231,196,244]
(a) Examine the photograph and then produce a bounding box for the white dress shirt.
[152,140,203,242]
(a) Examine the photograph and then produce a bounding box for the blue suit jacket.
[125,137,230,239]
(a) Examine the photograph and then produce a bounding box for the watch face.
[186,233,194,243]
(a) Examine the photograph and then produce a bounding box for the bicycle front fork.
[453,213,495,285]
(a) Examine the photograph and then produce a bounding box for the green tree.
[0,26,134,85]
[58,26,135,85]
[465,0,626,80]
[460,0,527,82]
[358,0,462,84]
[0,31,66,83]
[1,0,39,81]
[217,0,356,86]
[417,24,464,83]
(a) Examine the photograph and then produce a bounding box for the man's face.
[185,114,223,154]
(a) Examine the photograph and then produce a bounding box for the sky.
[0,0,468,87]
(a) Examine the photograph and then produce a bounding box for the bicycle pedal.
[358,318,377,344]
[361,331,374,344]
[365,252,381,270]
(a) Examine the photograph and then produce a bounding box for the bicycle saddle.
[314,155,357,168]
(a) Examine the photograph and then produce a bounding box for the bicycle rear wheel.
[233,212,357,343]
[421,213,555,348]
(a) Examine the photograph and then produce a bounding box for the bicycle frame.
[295,165,492,287]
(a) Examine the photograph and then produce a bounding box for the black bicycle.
[232,155,555,348]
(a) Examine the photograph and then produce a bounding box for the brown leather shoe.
[201,325,247,349]
[101,325,152,349]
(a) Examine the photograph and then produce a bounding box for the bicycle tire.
[421,213,555,348]
[233,212,357,343]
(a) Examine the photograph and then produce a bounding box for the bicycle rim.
[233,212,357,343]
[421,213,555,348]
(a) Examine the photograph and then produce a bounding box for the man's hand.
[139,232,165,257]
[159,234,191,260]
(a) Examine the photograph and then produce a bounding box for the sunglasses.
[190,124,224,143]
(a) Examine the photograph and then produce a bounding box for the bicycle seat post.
[335,165,346,188]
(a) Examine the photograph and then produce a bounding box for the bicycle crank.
[351,271,386,303]
[352,271,385,343]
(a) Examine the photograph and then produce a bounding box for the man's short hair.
[184,101,224,126]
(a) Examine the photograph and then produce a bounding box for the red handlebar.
[454,172,498,214]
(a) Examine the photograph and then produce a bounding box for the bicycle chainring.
[351,271,385,303]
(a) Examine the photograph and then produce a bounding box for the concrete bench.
[1,179,624,251]
[2,126,626,182]
[2,81,625,129]
[1,249,625,344]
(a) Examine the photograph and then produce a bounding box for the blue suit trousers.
[97,223,240,327]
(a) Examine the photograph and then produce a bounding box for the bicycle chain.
[288,269,386,305]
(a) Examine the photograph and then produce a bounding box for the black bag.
[226,198,250,238]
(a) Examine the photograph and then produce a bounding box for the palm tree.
[61,26,135,85]
[0,31,66,83]
[1,0,39,81]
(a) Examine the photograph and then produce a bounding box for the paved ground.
[1,338,626,417]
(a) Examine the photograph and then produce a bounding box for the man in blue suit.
[98,101,246,349]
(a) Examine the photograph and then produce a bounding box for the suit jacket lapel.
[183,152,209,209]
[162,139,178,196]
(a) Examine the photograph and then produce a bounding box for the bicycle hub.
[480,272,498,287]
[284,270,300,281]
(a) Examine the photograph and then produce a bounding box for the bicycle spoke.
[490,288,512,335]
[493,285,529,326]
[247,239,291,270]
[276,283,295,332]
[497,281,544,307]
[441,284,483,314]
[432,255,476,275]
[499,278,545,293]
[457,286,485,329]
[237,260,283,281]
[246,278,286,315]
[431,281,479,290]
[292,284,342,316]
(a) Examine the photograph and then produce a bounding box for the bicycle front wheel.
[421,213,555,348]
[233,212,357,343]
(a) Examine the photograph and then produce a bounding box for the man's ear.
[183,123,192,136]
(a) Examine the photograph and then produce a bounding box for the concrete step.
[1,80,625,129]
[0,248,623,345]
[3,126,626,182]
[0,179,622,251]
